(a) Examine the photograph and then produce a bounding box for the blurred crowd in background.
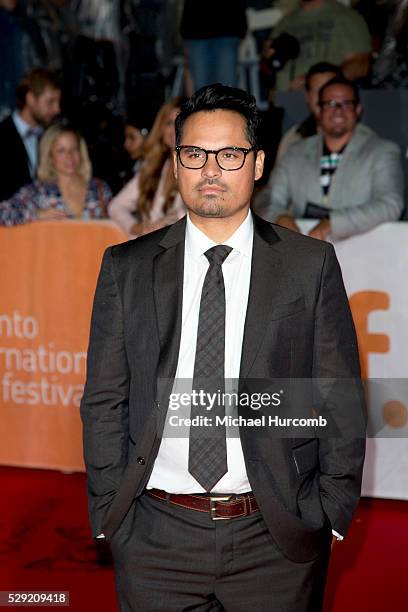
[0,0,407,239]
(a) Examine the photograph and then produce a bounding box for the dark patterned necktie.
[188,244,232,491]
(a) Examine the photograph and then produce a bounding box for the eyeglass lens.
[321,100,356,110]
[179,147,246,170]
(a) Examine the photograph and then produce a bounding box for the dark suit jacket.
[0,115,32,201]
[81,214,366,563]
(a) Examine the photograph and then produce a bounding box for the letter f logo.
[349,291,390,379]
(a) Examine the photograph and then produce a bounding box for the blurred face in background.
[124,125,146,160]
[26,87,61,127]
[0,0,18,9]
[161,107,180,151]
[51,131,81,178]
[318,83,361,139]
[306,71,337,118]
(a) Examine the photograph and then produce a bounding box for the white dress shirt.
[147,211,254,493]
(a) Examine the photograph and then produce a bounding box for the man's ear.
[356,104,363,120]
[26,91,36,109]
[173,151,178,179]
[254,149,265,181]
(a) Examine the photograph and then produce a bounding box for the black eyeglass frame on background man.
[318,100,357,111]
[176,145,256,170]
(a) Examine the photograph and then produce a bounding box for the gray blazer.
[256,123,404,240]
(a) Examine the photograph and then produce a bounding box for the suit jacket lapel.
[301,135,324,206]
[239,215,283,379]
[153,217,186,385]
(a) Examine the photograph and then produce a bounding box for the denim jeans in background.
[0,9,23,114]
[185,36,240,91]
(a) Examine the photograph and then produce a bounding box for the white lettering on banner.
[0,346,86,374]
[0,311,39,339]
[0,312,85,408]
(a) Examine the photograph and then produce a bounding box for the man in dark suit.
[0,68,60,201]
[81,84,365,611]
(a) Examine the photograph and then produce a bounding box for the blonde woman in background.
[0,123,112,225]
[108,97,186,237]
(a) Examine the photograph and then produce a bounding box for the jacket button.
[137,457,146,465]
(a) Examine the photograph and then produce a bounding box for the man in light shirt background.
[264,0,372,92]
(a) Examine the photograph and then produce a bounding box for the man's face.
[26,87,61,127]
[174,109,264,222]
[306,71,337,118]
[318,84,361,140]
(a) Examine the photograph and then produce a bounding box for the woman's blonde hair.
[37,124,92,183]
[137,97,185,219]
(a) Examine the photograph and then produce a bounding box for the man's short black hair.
[175,83,261,149]
[318,76,360,106]
[305,62,343,91]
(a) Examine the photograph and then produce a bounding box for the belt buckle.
[209,495,232,520]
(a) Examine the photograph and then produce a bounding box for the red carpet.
[0,466,406,611]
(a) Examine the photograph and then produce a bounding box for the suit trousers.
[109,491,331,612]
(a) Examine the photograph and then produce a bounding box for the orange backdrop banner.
[2,220,408,500]
[0,220,126,471]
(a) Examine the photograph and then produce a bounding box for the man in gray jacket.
[256,77,404,241]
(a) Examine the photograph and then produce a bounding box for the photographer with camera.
[263,0,372,92]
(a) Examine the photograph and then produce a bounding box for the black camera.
[267,32,300,71]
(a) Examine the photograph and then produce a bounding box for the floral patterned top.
[0,179,112,226]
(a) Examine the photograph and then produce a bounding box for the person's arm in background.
[342,52,371,82]
[253,151,301,232]
[261,8,286,61]
[0,182,66,226]
[329,141,404,240]
[340,8,372,81]
[275,125,302,163]
[108,174,140,234]
[0,183,39,226]
[94,179,113,217]
[108,173,176,237]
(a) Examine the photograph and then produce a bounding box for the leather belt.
[147,488,259,520]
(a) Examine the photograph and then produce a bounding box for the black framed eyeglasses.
[176,145,256,171]
[319,100,357,111]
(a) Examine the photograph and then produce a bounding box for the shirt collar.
[12,111,43,139]
[185,209,253,262]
